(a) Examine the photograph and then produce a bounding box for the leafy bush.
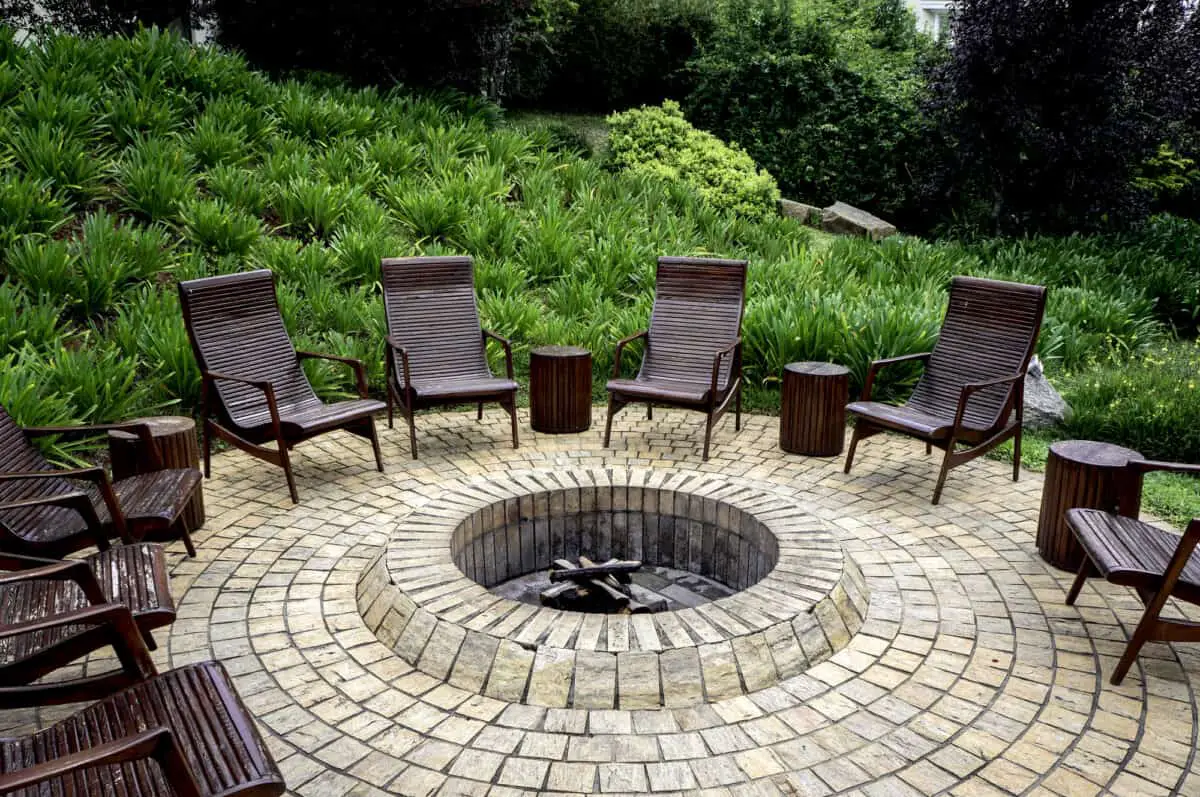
[116,135,197,222]
[922,0,1200,234]
[683,0,923,217]
[607,101,779,220]
[178,197,262,255]
[0,172,71,247]
[510,0,716,111]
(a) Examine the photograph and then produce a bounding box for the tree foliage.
[922,0,1200,235]
[211,0,536,99]
[683,0,926,217]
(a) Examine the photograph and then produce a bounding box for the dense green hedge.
[0,28,1197,466]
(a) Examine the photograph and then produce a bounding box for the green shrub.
[0,282,66,352]
[5,237,77,298]
[684,0,922,217]
[72,210,175,316]
[178,197,263,255]
[203,164,268,215]
[116,135,197,222]
[5,122,111,205]
[511,0,716,111]
[607,101,779,221]
[0,172,71,247]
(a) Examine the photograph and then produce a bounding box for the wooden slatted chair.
[381,256,519,458]
[0,543,174,707]
[603,256,747,461]
[1066,459,1200,685]
[0,407,202,559]
[843,276,1047,504]
[0,660,285,797]
[178,270,386,503]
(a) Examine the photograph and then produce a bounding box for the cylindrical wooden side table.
[109,416,206,531]
[1036,440,1141,571]
[530,346,593,434]
[780,362,851,456]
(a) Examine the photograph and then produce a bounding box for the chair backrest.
[908,276,1047,430]
[641,256,748,388]
[380,256,491,385]
[0,404,75,546]
[178,270,317,428]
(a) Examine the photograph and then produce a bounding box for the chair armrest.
[860,351,931,400]
[483,330,515,379]
[0,466,108,485]
[297,350,370,398]
[1129,460,1200,478]
[0,558,106,605]
[951,371,1026,430]
[0,727,202,797]
[385,336,414,391]
[612,330,648,378]
[0,602,156,684]
[710,338,743,394]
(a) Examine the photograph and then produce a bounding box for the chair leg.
[843,425,864,474]
[407,406,419,459]
[202,422,212,479]
[143,629,158,651]
[735,384,742,432]
[1112,591,1173,685]
[179,516,197,558]
[647,404,653,421]
[366,417,385,473]
[925,442,932,456]
[702,410,715,461]
[1012,424,1023,482]
[478,402,484,421]
[932,443,955,505]
[1065,558,1093,605]
[603,395,617,447]
[386,386,394,430]
[278,438,300,504]
[507,394,519,449]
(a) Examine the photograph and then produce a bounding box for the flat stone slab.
[821,200,898,241]
[358,468,868,708]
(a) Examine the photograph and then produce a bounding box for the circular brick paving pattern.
[359,469,867,709]
[4,408,1199,796]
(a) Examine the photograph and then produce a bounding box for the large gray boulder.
[778,198,823,226]
[820,201,898,241]
[1022,356,1072,430]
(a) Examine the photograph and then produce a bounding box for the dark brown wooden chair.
[0,543,175,707]
[381,256,519,458]
[603,256,747,460]
[1066,459,1200,685]
[0,660,285,797]
[843,276,1047,504]
[178,269,386,503]
[0,407,202,559]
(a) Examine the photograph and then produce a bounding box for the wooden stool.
[1037,440,1141,571]
[530,346,592,434]
[110,416,205,532]
[780,362,850,456]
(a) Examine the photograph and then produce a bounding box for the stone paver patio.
[4,408,1198,796]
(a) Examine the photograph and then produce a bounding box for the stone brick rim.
[357,467,870,708]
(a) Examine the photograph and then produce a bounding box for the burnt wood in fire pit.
[540,557,667,614]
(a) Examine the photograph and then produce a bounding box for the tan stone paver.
[3,408,1198,795]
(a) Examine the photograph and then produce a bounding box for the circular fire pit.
[357,468,868,709]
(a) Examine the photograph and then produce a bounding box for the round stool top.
[784,361,850,377]
[108,415,195,441]
[531,345,590,358]
[1049,440,1141,468]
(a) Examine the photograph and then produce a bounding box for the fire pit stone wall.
[357,468,869,709]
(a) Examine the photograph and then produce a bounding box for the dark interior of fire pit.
[450,485,779,613]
